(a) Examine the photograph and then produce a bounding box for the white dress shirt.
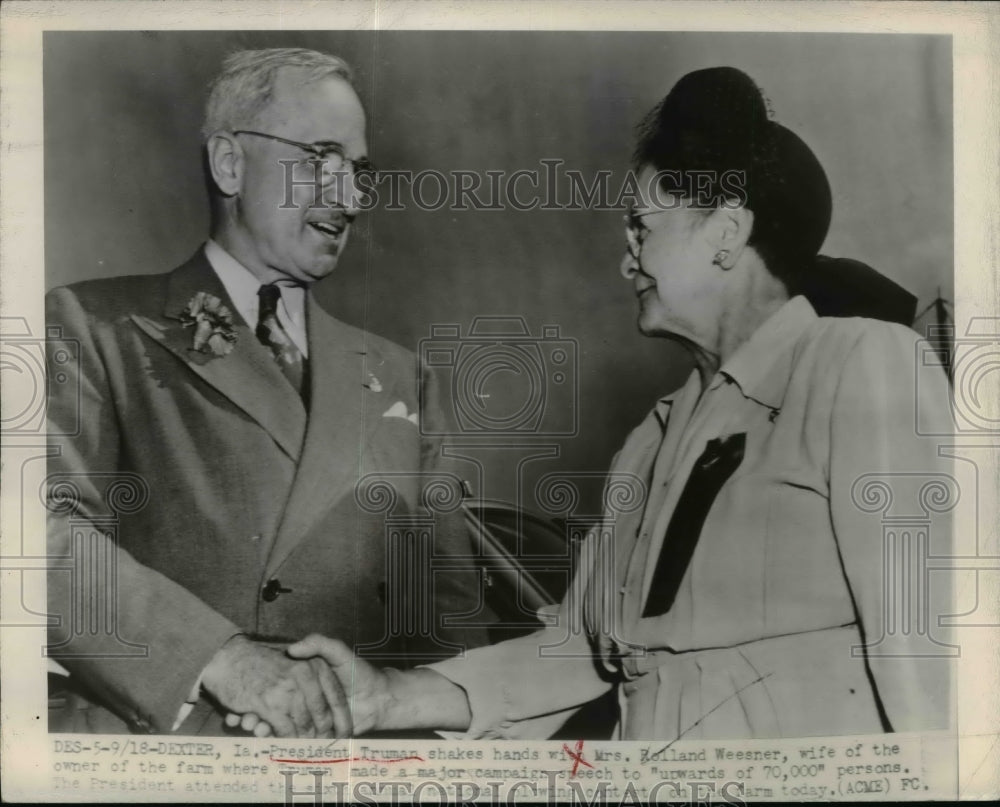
[204,239,309,357]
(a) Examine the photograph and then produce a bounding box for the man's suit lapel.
[264,296,375,579]
[128,249,306,461]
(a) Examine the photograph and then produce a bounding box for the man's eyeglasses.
[233,130,377,183]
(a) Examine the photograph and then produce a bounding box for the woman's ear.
[205,132,244,197]
[707,206,754,269]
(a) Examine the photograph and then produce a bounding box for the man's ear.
[706,206,754,269]
[205,132,244,197]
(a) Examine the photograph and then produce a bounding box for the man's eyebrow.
[309,139,346,149]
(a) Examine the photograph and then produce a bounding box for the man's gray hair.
[201,48,354,141]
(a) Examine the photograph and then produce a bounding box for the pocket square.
[383,401,418,425]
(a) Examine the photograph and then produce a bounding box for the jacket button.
[261,579,287,602]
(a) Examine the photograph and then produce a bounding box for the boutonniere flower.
[365,372,382,392]
[178,292,237,357]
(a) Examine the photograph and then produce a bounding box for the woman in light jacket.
[269,66,955,741]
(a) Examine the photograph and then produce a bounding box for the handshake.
[199,634,472,738]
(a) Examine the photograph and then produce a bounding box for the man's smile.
[305,210,350,243]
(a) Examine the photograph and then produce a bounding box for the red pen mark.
[269,755,423,765]
[562,740,592,777]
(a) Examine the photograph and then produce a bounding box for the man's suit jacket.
[46,248,487,735]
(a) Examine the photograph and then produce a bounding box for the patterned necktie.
[256,283,307,399]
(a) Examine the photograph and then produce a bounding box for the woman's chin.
[636,308,670,338]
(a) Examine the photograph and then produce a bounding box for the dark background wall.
[44,31,952,515]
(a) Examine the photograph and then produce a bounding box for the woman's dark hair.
[633,67,832,292]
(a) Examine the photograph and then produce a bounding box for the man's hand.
[222,636,386,736]
[286,635,390,735]
[201,634,352,738]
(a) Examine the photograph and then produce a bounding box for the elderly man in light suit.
[46,48,486,737]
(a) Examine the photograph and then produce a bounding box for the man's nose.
[322,171,364,216]
[620,249,639,279]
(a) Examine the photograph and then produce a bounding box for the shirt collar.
[652,395,676,429]
[708,294,818,410]
[203,239,307,329]
[652,371,701,429]
[204,239,261,324]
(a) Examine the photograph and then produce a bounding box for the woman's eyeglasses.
[233,130,377,184]
[623,208,668,260]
